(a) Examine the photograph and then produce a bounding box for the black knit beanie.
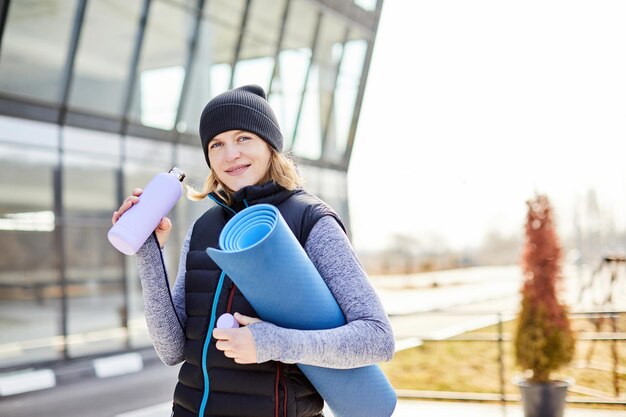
[199,84,283,167]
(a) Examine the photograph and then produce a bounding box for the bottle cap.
[216,313,239,329]
[169,167,186,182]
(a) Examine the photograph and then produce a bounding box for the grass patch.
[382,317,626,402]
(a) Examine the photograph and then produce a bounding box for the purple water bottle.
[108,167,185,255]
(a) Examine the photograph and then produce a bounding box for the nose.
[224,143,241,162]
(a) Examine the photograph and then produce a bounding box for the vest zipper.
[207,194,237,215]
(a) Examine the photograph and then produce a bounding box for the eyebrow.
[210,130,248,143]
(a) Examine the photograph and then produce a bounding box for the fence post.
[498,312,507,414]
[610,313,620,397]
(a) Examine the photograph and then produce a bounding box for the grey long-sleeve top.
[136,215,394,369]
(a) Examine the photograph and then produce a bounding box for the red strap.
[226,284,236,313]
[281,371,288,417]
[275,366,281,417]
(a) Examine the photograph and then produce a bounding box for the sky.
[347,0,626,252]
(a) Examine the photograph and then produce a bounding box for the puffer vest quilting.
[172,185,343,417]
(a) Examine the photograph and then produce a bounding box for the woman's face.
[207,130,272,192]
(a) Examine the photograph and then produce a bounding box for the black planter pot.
[516,379,572,417]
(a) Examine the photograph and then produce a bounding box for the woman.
[112,85,394,417]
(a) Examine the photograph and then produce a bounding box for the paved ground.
[115,398,626,417]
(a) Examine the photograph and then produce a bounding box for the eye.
[237,135,252,142]
[209,141,222,149]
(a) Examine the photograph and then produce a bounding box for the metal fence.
[390,309,626,408]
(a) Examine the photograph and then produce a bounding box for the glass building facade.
[0,0,382,369]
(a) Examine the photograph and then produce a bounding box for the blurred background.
[0,1,625,416]
[0,0,371,369]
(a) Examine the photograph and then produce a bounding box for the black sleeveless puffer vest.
[172,182,344,417]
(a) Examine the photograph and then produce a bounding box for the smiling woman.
[111,84,395,417]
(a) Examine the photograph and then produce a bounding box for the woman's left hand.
[213,312,263,364]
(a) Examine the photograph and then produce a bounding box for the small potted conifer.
[513,194,576,417]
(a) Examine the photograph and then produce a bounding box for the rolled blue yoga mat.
[207,204,397,417]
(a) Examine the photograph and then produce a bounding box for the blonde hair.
[187,148,303,205]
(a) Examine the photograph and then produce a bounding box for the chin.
[226,181,250,192]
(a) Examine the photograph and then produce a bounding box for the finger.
[215,339,229,352]
[119,199,135,214]
[132,188,143,196]
[213,328,231,340]
[234,313,261,326]
[112,211,118,225]
[157,217,172,231]
[123,196,140,211]
[223,350,237,359]
[124,194,140,204]
[117,202,130,216]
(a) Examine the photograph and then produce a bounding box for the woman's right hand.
[111,188,172,249]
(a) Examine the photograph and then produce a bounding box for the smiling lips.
[226,164,250,176]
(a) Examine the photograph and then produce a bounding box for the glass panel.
[299,165,349,226]
[232,0,286,89]
[328,34,368,161]
[68,0,142,116]
[211,64,233,97]
[0,116,58,148]
[62,155,125,357]
[63,126,122,159]
[0,0,79,102]
[206,0,246,25]
[354,0,378,12]
[125,136,174,166]
[280,0,317,51]
[293,14,344,160]
[239,0,285,57]
[233,57,274,91]
[269,0,318,150]
[269,49,311,149]
[177,1,245,135]
[139,66,185,129]
[176,143,208,182]
[292,66,321,159]
[0,145,60,368]
[128,0,190,130]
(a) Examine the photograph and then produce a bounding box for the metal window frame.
[228,0,252,89]
[290,9,323,153]
[320,25,350,162]
[267,0,291,98]
[116,0,153,350]
[171,0,206,141]
[0,0,10,53]
[120,0,152,137]
[58,0,88,126]
[55,0,88,360]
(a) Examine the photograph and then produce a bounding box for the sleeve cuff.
[249,322,293,364]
